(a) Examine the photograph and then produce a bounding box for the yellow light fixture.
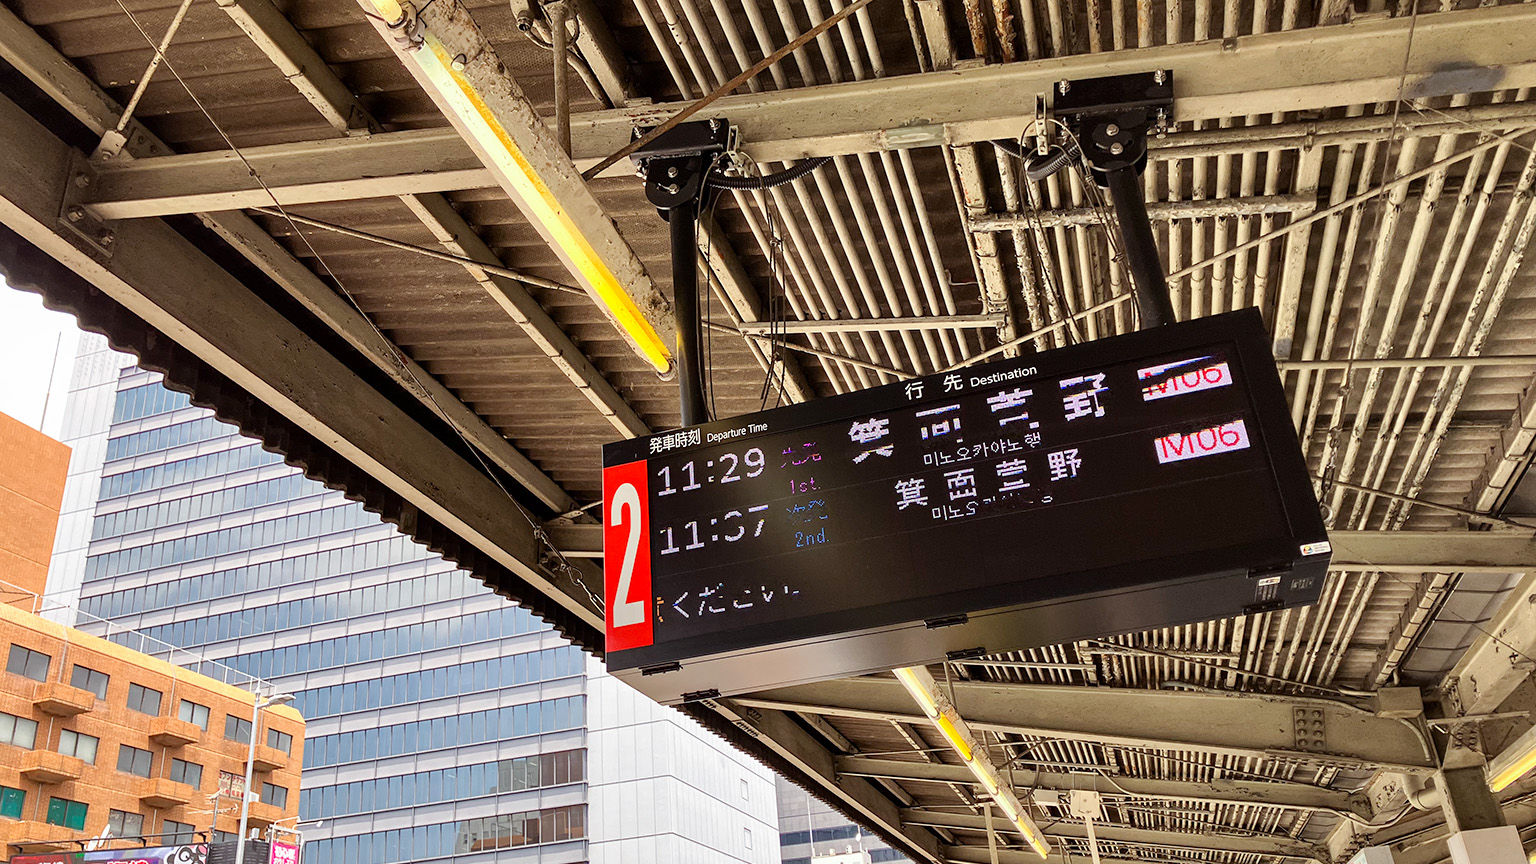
[363,0,673,375]
[936,713,973,761]
[893,666,940,718]
[1489,723,1536,792]
[893,666,1050,859]
[1018,819,1051,859]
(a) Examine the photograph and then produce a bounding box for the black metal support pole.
[1106,164,1176,328]
[670,196,708,427]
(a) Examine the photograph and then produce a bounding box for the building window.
[164,820,196,844]
[107,810,144,838]
[69,666,109,700]
[58,730,98,763]
[117,744,152,778]
[225,715,252,744]
[169,759,202,788]
[178,699,210,730]
[0,713,38,749]
[218,771,245,800]
[741,778,749,800]
[126,683,162,716]
[6,645,50,682]
[261,783,288,810]
[0,786,24,820]
[745,828,752,849]
[267,729,293,755]
[45,797,87,831]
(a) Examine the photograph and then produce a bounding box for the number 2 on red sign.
[603,460,654,650]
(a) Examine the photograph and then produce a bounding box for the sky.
[0,281,79,440]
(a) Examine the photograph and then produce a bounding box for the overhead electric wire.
[247,207,584,296]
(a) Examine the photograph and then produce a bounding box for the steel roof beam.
[836,756,1373,817]
[1330,529,1536,572]
[76,4,1536,219]
[735,679,1437,773]
[81,101,1536,218]
[904,808,1324,859]
[0,90,601,630]
[943,847,1242,864]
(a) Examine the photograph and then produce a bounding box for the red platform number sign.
[603,460,653,650]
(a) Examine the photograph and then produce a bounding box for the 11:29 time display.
[654,446,767,495]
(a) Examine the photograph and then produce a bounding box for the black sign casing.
[601,310,1331,703]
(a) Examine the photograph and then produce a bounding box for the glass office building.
[48,334,779,864]
[777,777,912,864]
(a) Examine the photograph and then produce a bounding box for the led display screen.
[602,310,1330,699]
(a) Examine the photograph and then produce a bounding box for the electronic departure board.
[602,309,1331,703]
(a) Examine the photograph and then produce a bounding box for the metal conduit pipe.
[1207,118,1234,318]
[1188,122,1209,320]
[785,172,888,386]
[1386,143,1536,536]
[1379,118,1534,529]
[546,1,572,155]
[1166,155,1185,321]
[1324,135,1425,522]
[654,0,717,91]
[993,147,1048,353]
[1354,133,1496,519]
[668,0,727,87]
[898,148,969,363]
[1374,144,1521,529]
[878,150,959,364]
[1302,131,1384,484]
[1346,107,1474,530]
[794,15,923,377]
[858,150,944,369]
[1042,171,1087,342]
[1289,106,1367,431]
[702,0,762,93]
[1230,119,1260,311]
[629,0,695,98]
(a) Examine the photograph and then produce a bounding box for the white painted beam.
[835,755,1373,817]
[735,679,1438,772]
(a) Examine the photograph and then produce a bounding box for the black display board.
[602,310,1331,702]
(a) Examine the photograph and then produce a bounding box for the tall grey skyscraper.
[48,333,779,863]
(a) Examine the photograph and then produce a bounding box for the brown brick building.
[0,412,69,614]
[0,600,304,855]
